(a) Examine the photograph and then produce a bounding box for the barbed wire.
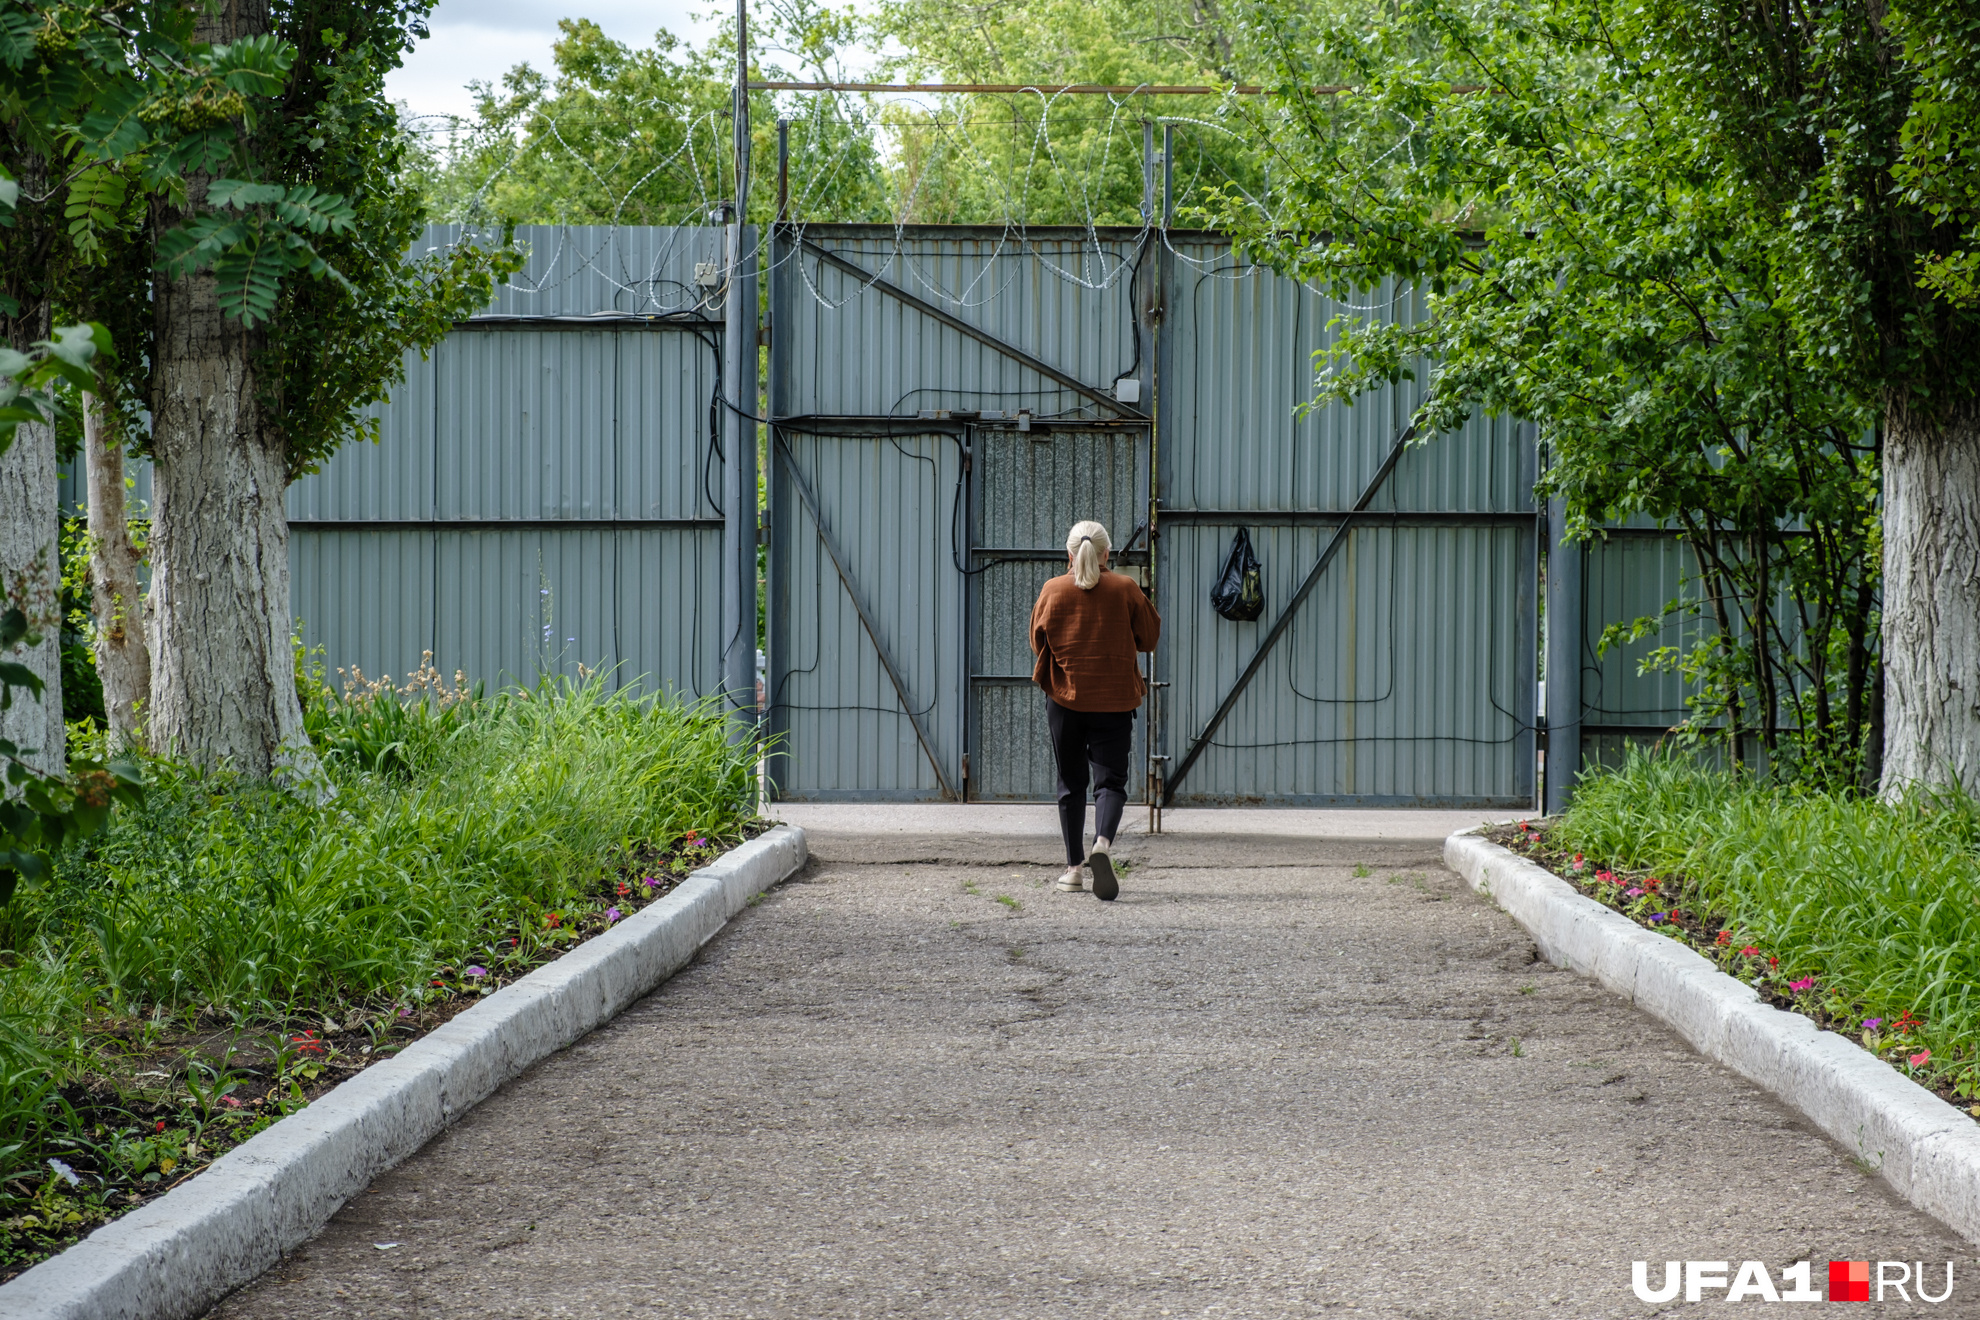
[409,82,1414,319]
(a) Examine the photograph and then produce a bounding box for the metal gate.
[766,224,1538,807]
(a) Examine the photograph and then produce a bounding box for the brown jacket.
[1029,571,1162,711]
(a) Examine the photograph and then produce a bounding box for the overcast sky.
[385,1,721,122]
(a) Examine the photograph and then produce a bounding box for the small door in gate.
[965,423,1151,802]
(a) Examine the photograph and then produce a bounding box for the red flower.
[1645,878,1660,891]
[1715,930,1732,947]
[1767,955,1779,967]
[615,882,631,897]
[155,1120,166,1132]
[1741,945,1759,957]
[543,912,563,929]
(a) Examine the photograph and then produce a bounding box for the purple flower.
[1646,912,1667,923]
[605,907,623,923]
[465,966,487,978]
[1624,887,1645,898]
[1864,1018,1884,1030]
[1788,977,1816,992]
[641,876,661,889]
[398,1006,413,1019]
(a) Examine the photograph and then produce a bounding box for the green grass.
[1554,749,1980,1099]
[0,673,758,1274]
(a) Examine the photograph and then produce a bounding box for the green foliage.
[0,323,109,456]
[1556,749,1980,1096]
[414,0,1270,228]
[1212,0,1884,782]
[0,678,756,1232]
[0,3,355,329]
[1640,0,1980,418]
[0,605,142,908]
[237,0,525,478]
[57,516,104,729]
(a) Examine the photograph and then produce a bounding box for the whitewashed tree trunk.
[0,258,63,775]
[83,392,151,748]
[0,414,63,776]
[148,261,319,784]
[1881,397,1980,795]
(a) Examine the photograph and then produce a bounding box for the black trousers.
[1046,701,1133,867]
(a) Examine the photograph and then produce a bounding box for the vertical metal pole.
[1162,124,1175,228]
[723,224,760,739]
[1544,491,1582,814]
[723,0,758,749]
[776,117,789,222]
[1148,123,1176,833]
[1141,119,1155,225]
[734,0,750,216]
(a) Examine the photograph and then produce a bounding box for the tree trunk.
[1881,396,1980,795]
[146,0,321,786]
[0,239,63,776]
[83,392,150,748]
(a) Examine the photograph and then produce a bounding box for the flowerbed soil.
[0,821,769,1285]
[1487,820,1975,1123]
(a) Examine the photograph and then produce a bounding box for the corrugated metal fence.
[52,220,1714,805]
[288,224,733,699]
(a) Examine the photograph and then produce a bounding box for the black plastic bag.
[1211,527,1265,622]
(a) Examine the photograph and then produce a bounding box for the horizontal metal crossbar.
[1156,510,1535,527]
[290,519,725,531]
[454,315,723,331]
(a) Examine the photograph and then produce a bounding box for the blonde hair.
[1066,520,1111,590]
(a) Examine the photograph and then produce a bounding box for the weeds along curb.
[1446,827,1980,1245]
[0,824,809,1320]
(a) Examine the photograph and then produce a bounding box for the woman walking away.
[1030,520,1161,900]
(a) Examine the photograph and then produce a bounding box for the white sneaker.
[1055,866,1085,893]
[1085,840,1118,901]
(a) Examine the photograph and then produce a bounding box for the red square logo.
[1830,1260,1870,1301]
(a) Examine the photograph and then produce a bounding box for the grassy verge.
[0,672,760,1281]
[1498,749,1980,1118]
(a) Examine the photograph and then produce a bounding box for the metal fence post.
[1544,492,1582,814]
[723,223,761,735]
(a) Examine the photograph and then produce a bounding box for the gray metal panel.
[768,429,965,798]
[292,525,720,698]
[1158,521,1536,804]
[1159,241,1534,516]
[421,223,729,318]
[291,527,438,686]
[780,231,1146,419]
[290,325,717,524]
[1580,532,1708,728]
[288,346,435,522]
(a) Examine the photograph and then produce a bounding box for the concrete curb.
[0,824,808,1320]
[1446,827,1980,1245]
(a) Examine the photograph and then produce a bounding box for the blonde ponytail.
[1066,520,1111,590]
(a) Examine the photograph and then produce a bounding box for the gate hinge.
[757,323,771,348]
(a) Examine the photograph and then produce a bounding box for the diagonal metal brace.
[1164,421,1419,804]
[774,428,959,800]
[797,237,1148,421]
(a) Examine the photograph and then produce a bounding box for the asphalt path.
[209,826,1974,1318]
